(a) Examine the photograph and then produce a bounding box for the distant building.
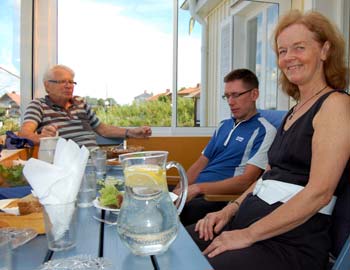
[146,89,171,101]
[0,91,21,117]
[178,83,200,98]
[178,84,201,126]
[146,84,201,126]
[134,90,153,103]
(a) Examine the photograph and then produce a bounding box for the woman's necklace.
[288,85,328,120]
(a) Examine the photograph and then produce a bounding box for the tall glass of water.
[90,149,107,180]
[78,162,96,207]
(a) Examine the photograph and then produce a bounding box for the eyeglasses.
[222,87,255,101]
[48,80,77,85]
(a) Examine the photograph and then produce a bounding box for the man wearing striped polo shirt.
[19,65,152,148]
[174,69,277,226]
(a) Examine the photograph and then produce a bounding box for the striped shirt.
[196,113,276,183]
[23,95,100,148]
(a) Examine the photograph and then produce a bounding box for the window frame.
[18,0,350,136]
[27,0,214,136]
[227,0,290,115]
[18,0,33,121]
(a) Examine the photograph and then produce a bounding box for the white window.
[305,0,350,88]
[219,0,290,120]
[17,0,212,136]
[247,4,279,110]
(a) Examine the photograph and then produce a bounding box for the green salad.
[98,180,124,209]
[0,164,27,187]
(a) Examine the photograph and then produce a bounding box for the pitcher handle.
[166,161,188,215]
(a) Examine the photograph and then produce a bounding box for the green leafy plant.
[0,164,27,187]
[98,181,123,208]
[92,96,194,127]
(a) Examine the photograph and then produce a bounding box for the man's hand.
[186,184,202,202]
[173,184,202,202]
[129,126,152,138]
[41,125,58,137]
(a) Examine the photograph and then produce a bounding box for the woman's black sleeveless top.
[263,90,349,196]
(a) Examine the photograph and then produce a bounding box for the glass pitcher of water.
[117,151,188,256]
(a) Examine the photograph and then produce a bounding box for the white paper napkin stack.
[23,138,90,240]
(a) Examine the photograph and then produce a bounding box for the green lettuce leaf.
[99,184,121,208]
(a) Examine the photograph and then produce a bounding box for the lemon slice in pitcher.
[124,164,167,189]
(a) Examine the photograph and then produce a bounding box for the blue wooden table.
[12,207,213,270]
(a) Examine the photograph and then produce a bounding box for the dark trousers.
[185,194,329,270]
[180,196,227,226]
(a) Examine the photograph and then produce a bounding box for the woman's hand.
[195,207,233,241]
[203,228,254,258]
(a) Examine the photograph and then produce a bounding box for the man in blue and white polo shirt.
[175,68,277,225]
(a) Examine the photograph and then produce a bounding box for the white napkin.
[23,138,89,240]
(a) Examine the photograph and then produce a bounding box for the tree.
[94,96,195,127]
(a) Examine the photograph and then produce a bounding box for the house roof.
[146,84,201,101]
[178,83,200,94]
[1,91,20,106]
[134,90,153,100]
[178,83,200,98]
[146,89,171,101]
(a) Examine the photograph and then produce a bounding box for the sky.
[58,0,201,104]
[0,0,201,105]
[0,0,20,94]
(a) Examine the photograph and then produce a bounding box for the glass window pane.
[177,3,201,127]
[247,17,258,73]
[0,0,21,134]
[58,0,173,127]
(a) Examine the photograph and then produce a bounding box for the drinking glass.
[90,149,107,180]
[0,232,12,270]
[78,163,96,208]
[38,137,59,163]
[43,201,77,251]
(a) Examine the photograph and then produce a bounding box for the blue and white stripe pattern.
[196,113,276,183]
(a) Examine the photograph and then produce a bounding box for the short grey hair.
[43,65,75,83]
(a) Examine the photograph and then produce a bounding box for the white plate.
[0,199,19,215]
[92,198,120,212]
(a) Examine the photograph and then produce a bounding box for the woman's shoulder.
[322,90,350,110]
[316,90,349,122]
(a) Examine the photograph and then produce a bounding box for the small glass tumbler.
[43,201,77,251]
[90,149,107,180]
[0,232,12,270]
[38,137,59,164]
[78,164,97,208]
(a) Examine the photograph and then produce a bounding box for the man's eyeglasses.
[48,80,77,85]
[222,87,255,101]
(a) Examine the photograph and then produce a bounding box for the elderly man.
[174,69,277,226]
[19,65,152,148]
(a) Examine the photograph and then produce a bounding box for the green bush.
[95,96,195,127]
[0,118,20,135]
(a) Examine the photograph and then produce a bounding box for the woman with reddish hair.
[188,10,350,270]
